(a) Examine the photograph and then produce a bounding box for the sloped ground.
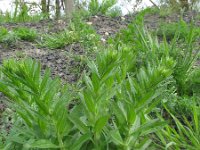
[0,15,133,83]
[0,11,200,132]
[0,11,199,84]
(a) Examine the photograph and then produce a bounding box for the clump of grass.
[0,27,18,47]
[106,6,122,17]
[156,20,200,40]
[88,0,118,15]
[40,30,80,49]
[0,27,8,41]
[69,19,100,50]
[40,20,100,50]
[13,27,37,42]
[0,27,38,48]
[156,106,200,150]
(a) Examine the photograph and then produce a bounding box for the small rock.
[101,38,106,43]
[47,55,54,60]
[86,22,93,25]
[121,17,126,21]
[105,32,109,36]
[56,59,62,64]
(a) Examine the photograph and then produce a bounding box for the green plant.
[14,27,37,42]
[68,20,100,50]
[0,31,18,47]
[0,2,44,23]
[0,11,12,23]
[68,40,174,149]
[156,20,200,41]
[0,59,89,149]
[109,59,173,149]
[40,29,79,49]
[0,48,171,149]
[106,6,122,17]
[68,50,124,149]
[169,29,199,96]
[40,20,100,50]
[88,0,118,15]
[112,20,199,97]
[155,106,200,150]
[0,27,8,41]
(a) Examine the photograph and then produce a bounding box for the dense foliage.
[0,0,200,149]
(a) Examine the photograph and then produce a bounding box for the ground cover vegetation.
[0,0,200,149]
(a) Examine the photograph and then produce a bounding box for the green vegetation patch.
[156,20,200,40]
[40,20,100,50]
[14,27,37,42]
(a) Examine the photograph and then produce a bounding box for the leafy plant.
[40,20,100,50]
[69,50,124,149]
[88,0,118,15]
[169,28,200,96]
[106,6,122,17]
[0,59,89,149]
[155,106,200,150]
[68,20,100,50]
[40,29,79,49]
[0,27,8,41]
[0,2,43,23]
[156,20,200,41]
[14,27,37,42]
[0,30,18,47]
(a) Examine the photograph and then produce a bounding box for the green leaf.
[193,106,199,134]
[135,137,152,150]
[131,119,166,136]
[70,133,91,150]
[94,115,109,133]
[110,129,124,146]
[81,91,96,114]
[68,110,89,134]
[25,139,59,149]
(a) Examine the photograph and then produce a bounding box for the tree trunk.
[41,0,47,14]
[55,0,61,19]
[14,0,19,19]
[64,0,74,18]
[47,0,50,14]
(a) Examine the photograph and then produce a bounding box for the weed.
[106,6,122,17]
[0,27,8,41]
[40,29,79,49]
[0,31,18,47]
[156,106,200,149]
[0,3,43,23]
[88,0,118,15]
[40,20,100,50]
[14,27,37,42]
[0,59,80,149]
[156,20,200,41]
